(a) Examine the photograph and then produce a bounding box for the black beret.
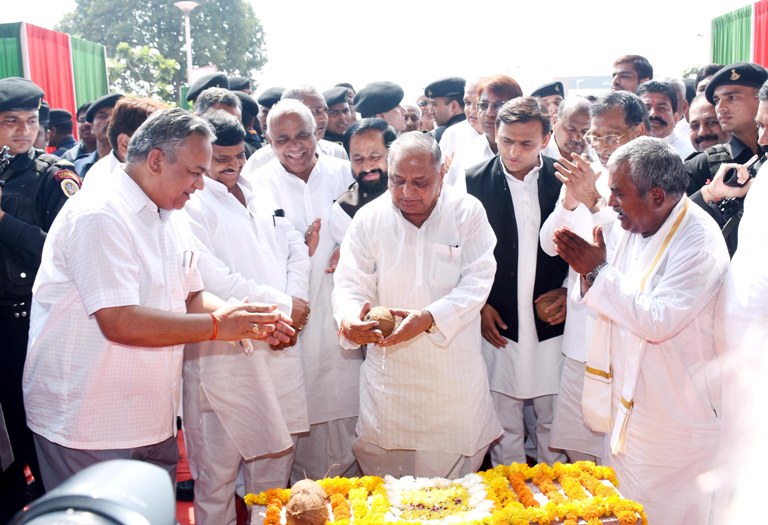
[324,86,348,107]
[705,62,768,104]
[49,109,73,126]
[0,77,44,113]
[85,93,124,123]
[233,91,258,116]
[424,77,465,98]
[228,76,250,91]
[531,81,564,98]
[353,81,404,117]
[257,87,285,108]
[186,72,229,102]
[38,101,50,126]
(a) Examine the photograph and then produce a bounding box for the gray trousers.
[33,432,178,491]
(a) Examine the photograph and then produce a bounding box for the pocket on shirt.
[428,242,462,288]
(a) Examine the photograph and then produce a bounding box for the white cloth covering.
[79,150,120,192]
[332,186,502,458]
[581,196,729,525]
[442,133,494,193]
[23,166,203,450]
[246,155,360,425]
[439,120,480,161]
[663,128,696,160]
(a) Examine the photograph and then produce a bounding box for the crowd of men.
[1,53,767,525]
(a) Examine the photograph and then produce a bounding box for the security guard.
[353,81,406,133]
[424,77,466,142]
[0,77,80,521]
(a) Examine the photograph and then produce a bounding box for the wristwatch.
[583,262,608,286]
[425,311,437,334]
[588,197,606,214]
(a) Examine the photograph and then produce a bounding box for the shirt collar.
[499,154,543,183]
[115,166,171,220]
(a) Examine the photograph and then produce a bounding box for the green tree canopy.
[58,0,267,102]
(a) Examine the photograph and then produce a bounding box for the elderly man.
[466,97,568,466]
[246,99,360,483]
[333,131,501,478]
[181,111,310,524]
[553,137,729,525]
[0,77,80,521]
[585,91,650,167]
[22,108,294,492]
[81,97,167,190]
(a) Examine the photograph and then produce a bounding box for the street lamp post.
[174,1,199,86]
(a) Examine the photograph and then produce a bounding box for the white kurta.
[247,155,360,424]
[24,167,203,450]
[663,129,696,160]
[332,186,502,456]
[439,120,480,161]
[714,167,768,522]
[180,175,312,459]
[583,197,729,525]
[482,162,563,399]
[79,150,120,192]
[442,133,494,193]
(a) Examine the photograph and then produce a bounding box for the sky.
[0,0,755,103]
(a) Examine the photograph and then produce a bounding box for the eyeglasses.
[584,125,638,147]
[477,100,506,112]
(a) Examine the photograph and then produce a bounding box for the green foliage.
[58,0,267,101]
[682,65,701,79]
[108,43,179,103]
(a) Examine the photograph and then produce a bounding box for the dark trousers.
[0,302,44,523]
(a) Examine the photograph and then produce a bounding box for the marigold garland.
[245,462,648,525]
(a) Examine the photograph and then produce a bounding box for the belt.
[0,301,29,320]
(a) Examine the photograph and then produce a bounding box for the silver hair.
[281,85,324,103]
[388,131,442,173]
[266,99,317,140]
[663,77,687,107]
[194,87,241,115]
[126,108,215,165]
[607,136,687,197]
[557,96,592,120]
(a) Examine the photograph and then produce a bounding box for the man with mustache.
[637,81,694,159]
[688,94,729,153]
[330,118,397,248]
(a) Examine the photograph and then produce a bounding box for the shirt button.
[20,272,27,278]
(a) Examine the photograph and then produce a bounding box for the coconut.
[285,479,328,525]
[365,306,396,337]
[535,296,560,323]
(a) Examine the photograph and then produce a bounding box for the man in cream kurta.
[245,100,361,483]
[180,112,311,524]
[333,132,501,479]
[553,137,729,525]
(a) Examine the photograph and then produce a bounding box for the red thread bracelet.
[209,313,220,340]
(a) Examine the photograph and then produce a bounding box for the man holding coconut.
[333,131,501,478]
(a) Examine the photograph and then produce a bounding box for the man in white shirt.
[466,97,568,466]
[333,132,501,478]
[180,111,311,524]
[637,80,695,159]
[553,137,729,525]
[23,109,294,491]
[242,85,347,175]
[543,97,596,163]
[246,100,361,483]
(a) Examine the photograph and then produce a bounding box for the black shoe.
[176,479,194,501]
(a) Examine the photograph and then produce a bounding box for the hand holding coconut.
[340,301,385,346]
[379,308,434,347]
[534,287,567,325]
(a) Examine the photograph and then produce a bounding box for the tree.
[57,0,267,102]
[108,43,179,102]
